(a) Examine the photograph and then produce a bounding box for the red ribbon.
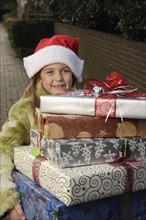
[121,161,134,192]
[111,160,135,192]
[94,94,116,117]
[84,72,129,95]
[83,71,146,98]
[105,71,129,89]
[84,72,146,118]
[32,156,46,185]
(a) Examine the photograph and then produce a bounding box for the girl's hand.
[9,204,26,220]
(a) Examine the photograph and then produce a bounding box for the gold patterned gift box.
[35,108,146,139]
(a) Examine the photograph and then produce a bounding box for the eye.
[62,68,72,73]
[46,70,54,75]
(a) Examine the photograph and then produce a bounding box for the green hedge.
[6,18,54,48]
[0,8,11,21]
[56,0,146,42]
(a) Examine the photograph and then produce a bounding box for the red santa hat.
[23,35,84,82]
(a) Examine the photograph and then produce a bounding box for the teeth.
[54,85,65,87]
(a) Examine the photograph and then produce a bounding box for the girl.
[0,35,84,220]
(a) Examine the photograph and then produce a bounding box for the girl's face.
[40,63,73,94]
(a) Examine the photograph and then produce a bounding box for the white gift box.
[40,95,146,119]
[14,145,146,206]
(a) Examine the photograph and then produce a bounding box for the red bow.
[83,71,146,97]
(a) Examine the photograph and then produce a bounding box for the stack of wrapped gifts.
[13,73,146,220]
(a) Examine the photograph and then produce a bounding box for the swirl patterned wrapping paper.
[14,145,146,206]
[30,129,146,168]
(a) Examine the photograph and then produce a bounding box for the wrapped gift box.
[30,129,146,168]
[40,95,146,119]
[14,145,146,206]
[35,108,146,139]
[12,170,146,220]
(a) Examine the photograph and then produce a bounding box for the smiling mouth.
[52,85,66,88]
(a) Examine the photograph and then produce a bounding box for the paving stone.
[0,23,29,128]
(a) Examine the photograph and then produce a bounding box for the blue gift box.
[12,170,146,220]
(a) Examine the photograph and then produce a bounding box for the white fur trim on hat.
[23,45,84,82]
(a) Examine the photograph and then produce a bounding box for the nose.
[55,71,64,82]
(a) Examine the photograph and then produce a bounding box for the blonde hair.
[21,72,40,123]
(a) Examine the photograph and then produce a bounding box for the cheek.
[65,75,73,86]
[65,80,72,89]
[40,78,52,90]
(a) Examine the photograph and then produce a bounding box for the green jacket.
[0,82,47,217]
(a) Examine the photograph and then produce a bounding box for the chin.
[52,88,66,94]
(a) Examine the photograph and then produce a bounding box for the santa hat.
[23,35,84,82]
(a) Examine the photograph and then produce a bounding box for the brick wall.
[54,22,146,92]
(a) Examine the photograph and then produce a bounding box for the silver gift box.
[40,95,146,119]
[30,129,146,168]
